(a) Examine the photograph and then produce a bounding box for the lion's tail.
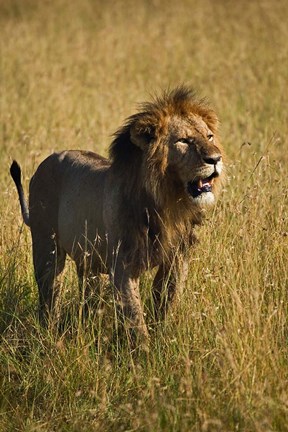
[10,160,30,227]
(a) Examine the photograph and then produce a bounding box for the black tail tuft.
[10,160,21,185]
[10,160,30,227]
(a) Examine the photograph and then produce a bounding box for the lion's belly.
[58,207,108,273]
[57,168,109,274]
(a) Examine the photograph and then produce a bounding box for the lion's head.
[110,86,224,224]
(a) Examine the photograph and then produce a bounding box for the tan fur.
[11,86,224,348]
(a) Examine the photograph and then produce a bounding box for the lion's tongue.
[198,178,212,192]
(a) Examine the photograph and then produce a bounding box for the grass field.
[1,0,288,430]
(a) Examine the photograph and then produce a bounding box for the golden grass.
[1,0,288,430]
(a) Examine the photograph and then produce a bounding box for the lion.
[10,86,224,347]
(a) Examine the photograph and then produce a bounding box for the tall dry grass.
[1,0,288,430]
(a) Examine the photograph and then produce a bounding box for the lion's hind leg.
[76,259,105,320]
[152,256,188,321]
[32,233,66,325]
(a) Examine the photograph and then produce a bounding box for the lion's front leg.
[111,263,149,350]
[152,256,189,321]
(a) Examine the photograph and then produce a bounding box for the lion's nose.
[203,154,222,165]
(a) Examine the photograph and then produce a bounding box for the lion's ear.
[130,123,155,150]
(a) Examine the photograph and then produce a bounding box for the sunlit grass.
[1,0,288,430]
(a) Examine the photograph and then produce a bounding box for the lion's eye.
[177,138,193,144]
[207,134,214,142]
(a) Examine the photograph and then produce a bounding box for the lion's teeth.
[203,177,214,187]
[197,177,214,189]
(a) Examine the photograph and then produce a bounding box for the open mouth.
[187,172,219,198]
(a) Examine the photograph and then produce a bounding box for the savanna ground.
[1,0,288,430]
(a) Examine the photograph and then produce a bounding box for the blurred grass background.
[1,0,288,430]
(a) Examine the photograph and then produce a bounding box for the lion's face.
[111,86,224,210]
[166,114,223,206]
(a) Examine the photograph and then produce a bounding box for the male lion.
[10,86,224,347]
